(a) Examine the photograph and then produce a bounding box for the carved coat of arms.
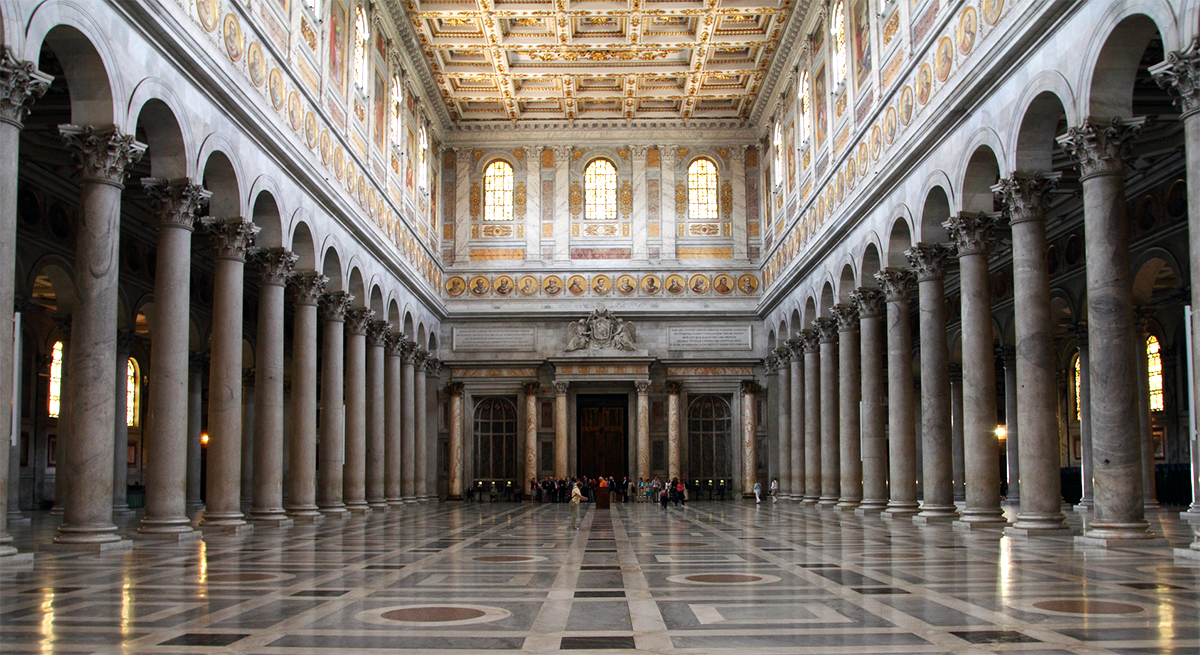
[566,309,637,351]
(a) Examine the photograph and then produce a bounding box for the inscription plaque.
[453,326,536,351]
[668,325,753,351]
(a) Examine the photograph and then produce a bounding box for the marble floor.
[3,501,1200,654]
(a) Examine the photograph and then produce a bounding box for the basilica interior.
[4,0,1200,652]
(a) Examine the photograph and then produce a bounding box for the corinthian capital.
[905,242,955,281]
[850,286,885,318]
[1056,117,1143,179]
[289,271,328,306]
[814,317,839,344]
[944,213,1000,257]
[254,248,298,287]
[874,268,914,302]
[367,320,391,347]
[203,217,260,261]
[345,307,376,334]
[1152,37,1200,117]
[60,124,147,186]
[831,303,859,332]
[142,178,211,229]
[799,328,820,353]
[319,291,355,322]
[1,49,52,128]
[992,172,1061,225]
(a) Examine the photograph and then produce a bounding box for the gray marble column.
[773,348,791,502]
[875,269,919,516]
[199,218,258,532]
[945,213,1006,527]
[186,354,206,513]
[365,322,389,509]
[553,146,571,261]
[343,307,374,513]
[1059,118,1159,543]
[1070,324,1094,511]
[636,380,651,484]
[631,145,649,261]
[815,318,840,505]
[741,380,758,497]
[0,50,50,558]
[1133,307,1160,509]
[524,382,539,492]
[285,272,326,521]
[448,382,465,499]
[731,147,748,260]
[833,304,861,509]
[801,330,820,503]
[247,249,294,524]
[384,332,404,506]
[401,339,417,503]
[138,179,208,535]
[425,360,442,501]
[660,146,677,261]
[112,332,133,516]
[666,381,682,481]
[54,126,145,548]
[414,350,429,501]
[906,244,957,520]
[240,370,254,508]
[998,347,1020,504]
[996,173,1069,532]
[852,288,888,513]
[949,365,966,502]
[554,381,569,478]
[316,292,352,517]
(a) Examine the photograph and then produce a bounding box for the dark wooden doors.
[576,394,627,480]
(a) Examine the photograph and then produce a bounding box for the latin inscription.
[668,325,752,351]
[453,326,536,351]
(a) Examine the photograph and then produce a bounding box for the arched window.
[687,395,732,480]
[474,397,517,480]
[772,122,784,189]
[353,6,369,90]
[126,358,140,427]
[48,341,63,418]
[483,160,514,221]
[833,1,847,83]
[1073,354,1082,423]
[687,158,719,220]
[584,159,618,220]
[1147,335,1164,412]
[418,125,429,192]
[390,76,403,148]
[798,70,810,146]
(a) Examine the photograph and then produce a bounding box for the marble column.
[54,126,145,547]
[447,382,464,499]
[199,218,258,531]
[139,177,209,536]
[316,291,352,517]
[906,244,957,520]
[1071,323,1095,511]
[631,145,649,261]
[186,355,206,513]
[383,332,404,506]
[247,249,295,524]
[833,304,861,509]
[636,380,651,484]
[852,288,887,512]
[801,329,821,503]
[1133,307,1160,509]
[996,173,1070,532]
[112,332,133,516]
[0,50,50,558]
[815,318,840,505]
[666,381,682,481]
[525,147,542,261]
[365,322,388,509]
[414,351,429,501]
[524,382,538,492]
[553,381,569,478]
[661,146,677,261]
[1059,118,1159,543]
[285,271,326,521]
[553,146,571,261]
[741,380,758,497]
[343,307,374,513]
[998,347,1020,504]
[945,213,1006,527]
[949,365,966,502]
[400,339,417,503]
[731,147,748,260]
[240,370,254,507]
[453,148,470,264]
[875,270,919,516]
[788,338,804,501]
[773,348,791,502]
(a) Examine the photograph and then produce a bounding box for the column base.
[855,502,887,515]
[817,497,838,506]
[835,500,861,511]
[318,508,350,519]
[802,496,819,505]
[112,505,135,516]
[1144,501,1161,510]
[43,538,132,552]
[953,517,1007,532]
[136,528,202,542]
[186,502,206,513]
[1076,521,1162,546]
[403,497,419,505]
[1173,545,1200,559]
[8,512,31,526]
[1009,513,1069,534]
[0,548,34,564]
[248,508,290,522]
[883,501,919,518]
[1001,498,1020,506]
[367,501,389,510]
[913,514,957,525]
[882,509,918,521]
[446,495,464,501]
[49,506,64,516]
[418,496,433,503]
[287,513,325,524]
[1074,500,1094,512]
[385,498,404,507]
[1076,534,1169,549]
[201,522,254,535]
[1005,525,1076,538]
[346,504,371,515]
[248,515,294,528]
[1180,509,1200,521]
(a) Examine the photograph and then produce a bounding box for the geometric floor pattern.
[3,501,1200,653]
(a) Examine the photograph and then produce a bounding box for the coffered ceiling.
[402,0,801,123]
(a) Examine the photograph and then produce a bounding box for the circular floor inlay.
[473,555,543,563]
[667,572,782,586]
[1031,599,1144,615]
[356,604,512,627]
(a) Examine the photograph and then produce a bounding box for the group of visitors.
[531,476,635,503]
[628,476,690,508]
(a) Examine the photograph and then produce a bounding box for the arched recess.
[33,23,115,126]
[1086,13,1168,119]
[428,329,438,353]
[789,307,802,337]
[321,246,344,292]
[403,310,414,338]
[201,151,240,219]
[861,241,882,287]
[837,263,855,302]
[768,328,777,352]
[803,296,817,328]
[369,285,384,315]
[387,299,401,331]
[347,267,366,307]
[819,281,835,317]
[133,97,187,179]
[28,259,78,316]
[1132,253,1181,305]
[417,324,427,352]
[251,190,283,249]
[920,186,952,243]
[886,218,912,269]
[961,147,1000,213]
[1013,90,1070,174]
[291,221,316,271]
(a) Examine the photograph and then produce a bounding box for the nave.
[2,502,1199,654]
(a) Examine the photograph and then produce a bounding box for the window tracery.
[584,159,618,220]
[687,158,719,220]
[483,160,514,222]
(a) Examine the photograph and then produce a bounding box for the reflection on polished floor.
[3,501,1200,654]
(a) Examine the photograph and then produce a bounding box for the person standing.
[677,479,686,506]
[570,482,584,530]
[770,478,779,503]
[754,480,762,504]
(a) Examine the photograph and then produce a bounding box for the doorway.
[576,394,627,480]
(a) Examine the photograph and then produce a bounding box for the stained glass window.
[126,358,139,427]
[833,2,847,82]
[418,126,429,192]
[483,160,514,221]
[687,158,719,220]
[391,77,402,148]
[353,6,369,90]
[584,159,618,220]
[798,70,810,145]
[48,341,62,418]
[1147,335,1164,412]
[1074,354,1081,422]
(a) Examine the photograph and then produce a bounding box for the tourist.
[753,480,762,504]
[770,478,778,503]
[569,482,583,530]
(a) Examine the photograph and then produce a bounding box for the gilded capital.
[523,381,539,396]
[553,380,569,395]
[447,381,464,397]
[635,380,652,395]
[1057,117,1143,179]
[665,380,683,395]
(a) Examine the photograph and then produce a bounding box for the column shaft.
[524,383,538,493]
[186,358,204,512]
[448,382,464,499]
[802,331,820,503]
[112,334,131,515]
[834,305,861,509]
[364,325,387,508]
[1134,310,1159,509]
[741,380,758,497]
[636,381,651,483]
[286,272,324,519]
[414,353,429,501]
[853,287,887,511]
[554,382,568,478]
[950,366,965,502]
[1001,352,1020,503]
[816,319,839,505]
[384,334,403,505]
[343,309,373,513]
[316,293,351,516]
[877,270,918,516]
[401,342,417,503]
[1073,326,1094,510]
[772,351,791,501]
[667,382,681,481]
[248,250,293,523]
[789,347,804,501]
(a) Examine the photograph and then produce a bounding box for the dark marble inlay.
[560,635,636,649]
[657,542,709,547]
[951,630,1041,644]
[290,589,349,597]
[473,555,537,563]
[684,574,765,584]
[20,587,84,594]
[270,634,524,649]
[160,633,250,647]
[851,587,910,595]
[575,590,626,598]
[382,606,487,622]
[1120,582,1187,590]
[580,565,622,570]
[1032,599,1144,615]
